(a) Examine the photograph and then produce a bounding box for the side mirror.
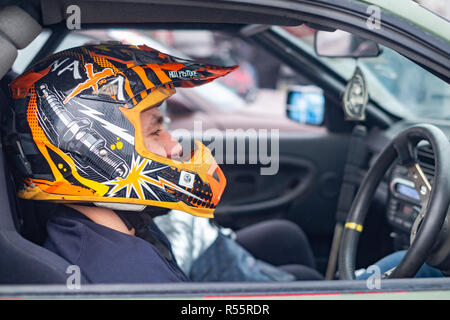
[314,30,381,58]
[286,86,325,126]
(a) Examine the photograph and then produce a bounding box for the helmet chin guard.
[7,43,236,218]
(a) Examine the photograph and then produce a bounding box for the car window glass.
[54,32,100,53]
[277,25,450,121]
[153,30,325,130]
[12,30,52,74]
[20,28,326,131]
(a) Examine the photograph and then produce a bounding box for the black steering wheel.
[339,124,450,279]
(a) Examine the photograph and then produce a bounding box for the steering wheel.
[339,124,450,279]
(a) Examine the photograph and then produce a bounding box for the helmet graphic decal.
[38,84,129,180]
[63,63,115,103]
[7,43,237,218]
[106,155,169,200]
[105,154,210,205]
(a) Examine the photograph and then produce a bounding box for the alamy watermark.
[366,5,381,30]
[66,265,81,289]
[171,121,280,176]
[366,265,382,290]
[66,4,81,30]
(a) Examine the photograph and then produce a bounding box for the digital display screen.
[396,184,420,201]
[287,91,325,125]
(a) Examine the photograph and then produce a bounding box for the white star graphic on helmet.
[106,155,165,200]
[106,155,207,203]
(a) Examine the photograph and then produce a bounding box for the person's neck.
[66,204,135,236]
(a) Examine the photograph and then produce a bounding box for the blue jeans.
[356,250,444,279]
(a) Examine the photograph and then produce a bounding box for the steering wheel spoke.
[407,163,432,203]
[408,163,431,245]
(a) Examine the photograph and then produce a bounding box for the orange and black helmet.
[6,43,237,218]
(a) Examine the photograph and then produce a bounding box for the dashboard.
[382,121,442,250]
[387,159,431,249]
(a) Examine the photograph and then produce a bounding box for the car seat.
[0,5,87,285]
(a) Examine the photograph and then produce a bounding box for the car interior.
[0,1,449,296]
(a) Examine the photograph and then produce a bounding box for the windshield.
[275,26,450,121]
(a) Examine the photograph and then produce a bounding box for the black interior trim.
[39,0,302,26]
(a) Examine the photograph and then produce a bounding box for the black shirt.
[43,205,188,284]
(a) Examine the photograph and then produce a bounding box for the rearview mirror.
[286,86,325,126]
[314,30,381,58]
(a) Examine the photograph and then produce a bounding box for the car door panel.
[216,155,316,216]
[175,131,349,234]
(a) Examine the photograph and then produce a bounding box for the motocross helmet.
[6,43,237,218]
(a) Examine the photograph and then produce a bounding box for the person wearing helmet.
[6,43,324,284]
[6,43,236,283]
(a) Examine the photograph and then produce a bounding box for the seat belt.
[325,125,368,280]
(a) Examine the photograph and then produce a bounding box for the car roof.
[18,0,446,42]
[4,0,450,82]
[34,0,301,27]
[359,0,450,43]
